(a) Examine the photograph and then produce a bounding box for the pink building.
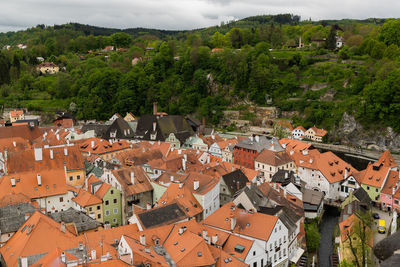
[380,170,399,211]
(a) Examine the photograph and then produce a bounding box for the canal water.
[318,206,340,267]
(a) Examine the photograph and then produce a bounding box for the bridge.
[309,142,400,166]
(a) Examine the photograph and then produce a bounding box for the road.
[372,207,393,267]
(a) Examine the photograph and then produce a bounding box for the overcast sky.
[1,0,399,32]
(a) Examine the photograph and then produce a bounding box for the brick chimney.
[153,102,158,115]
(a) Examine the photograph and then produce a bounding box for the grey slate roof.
[49,208,102,233]
[85,160,104,177]
[381,254,400,267]
[81,123,109,137]
[137,203,187,229]
[260,206,298,235]
[235,136,284,153]
[0,203,36,233]
[271,170,297,186]
[353,187,372,204]
[103,117,134,140]
[222,169,250,196]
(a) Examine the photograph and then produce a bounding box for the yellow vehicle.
[378,220,386,234]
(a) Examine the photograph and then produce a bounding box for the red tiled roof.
[72,189,102,207]
[79,138,130,156]
[255,149,293,166]
[112,166,153,196]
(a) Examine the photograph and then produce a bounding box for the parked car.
[378,220,386,234]
[373,213,380,219]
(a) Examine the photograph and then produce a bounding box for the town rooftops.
[221,169,250,195]
[236,135,284,153]
[49,208,102,233]
[381,170,399,195]
[203,202,278,241]
[38,62,58,68]
[0,125,42,141]
[279,138,313,152]
[309,126,327,137]
[255,149,293,166]
[79,137,130,155]
[10,110,24,118]
[302,188,324,211]
[112,166,153,196]
[352,187,372,204]
[0,202,36,234]
[222,234,254,262]
[72,189,102,207]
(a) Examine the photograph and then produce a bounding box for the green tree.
[379,19,400,46]
[305,220,320,253]
[325,26,337,50]
[111,32,132,48]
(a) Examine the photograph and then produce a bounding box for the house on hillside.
[304,126,327,142]
[291,126,306,140]
[9,110,24,123]
[37,62,59,74]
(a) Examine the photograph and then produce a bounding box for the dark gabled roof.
[137,203,187,229]
[222,169,249,196]
[49,208,102,233]
[0,203,36,233]
[81,123,109,137]
[54,112,75,120]
[353,187,372,204]
[134,115,164,141]
[233,184,266,210]
[271,170,297,186]
[158,115,194,141]
[260,206,298,235]
[103,117,134,140]
[374,230,400,261]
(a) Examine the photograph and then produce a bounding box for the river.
[318,206,340,267]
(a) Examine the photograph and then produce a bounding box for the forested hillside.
[0,15,400,136]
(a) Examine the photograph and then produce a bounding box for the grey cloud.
[0,0,400,33]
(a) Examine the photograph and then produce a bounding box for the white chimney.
[25,213,30,221]
[140,235,146,246]
[302,150,308,155]
[178,149,182,155]
[91,140,95,148]
[179,183,183,188]
[61,252,66,263]
[91,249,96,260]
[211,135,215,140]
[309,158,313,164]
[178,227,186,235]
[12,141,16,147]
[202,230,208,239]
[153,122,157,132]
[37,174,42,186]
[130,172,135,185]
[34,147,43,161]
[20,257,28,267]
[393,187,396,195]
[10,177,15,187]
[61,222,66,233]
[146,202,151,210]
[290,150,294,155]
[250,136,254,141]
[182,158,186,171]
[64,148,68,156]
[285,172,288,178]
[230,217,236,231]
[170,176,174,182]
[344,168,348,179]
[194,180,199,190]
[50,149,53,160]
[211,234,218,244]
[257,180,261,186]
[56,134,60,140]
[255,135,259,142]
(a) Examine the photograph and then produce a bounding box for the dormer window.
[110,130,117,138]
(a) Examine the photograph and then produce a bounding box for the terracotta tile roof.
[157,183,203,217]
[222,234,253,261]
[209,244,248,267]
[94,183,111,199]
[204,202,278,241]
[215,139,239,150]
[361,163,391,188]
[295,126,306,132]
[116,146,163,166]
[112,166,153,196]
[6,146,85,174]
[79,138,130,155]
[0,211,79,267]
[255,149,293,166]
[77,259,131,266]
[0,125,43,141]
[0,192,32,208]
[149,141,172,157]
[279,138,312,152]
[122,235,169,266]
[0,169,73,199]
[72,189,102,207]
[201,135,224,147]
[83,224,139,250]
[163,224,215,266]
[219,162,259,181]
[376,150,397,168]
[32,247,77,267]
[10,110,24,117]
[0,137,30,153]
[309,126,327,137]
[381,170,399,195]
[32,128,70,147]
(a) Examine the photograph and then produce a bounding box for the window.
[97,205,101,210]
[59,197,63,202]
[114,208,118,214]
[395,200,399,205]
[253,262,257,267]
[283,248,286,256]
[106,210,110,216]
[270,244,272,251]
[111,190,114,194]
[89,207,92,211]
[97,214,101,219]
[69,176,73,181]
[367,186,370,190]
[113,218,117,223]
[253,251,256,256]
[105,200,109,205]
[77,175,80,180]
[376,188,379,192]
[113,199,117,204]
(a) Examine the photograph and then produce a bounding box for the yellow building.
[72,189,103,223]
[9,110,24,123]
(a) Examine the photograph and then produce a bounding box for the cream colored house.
[37,62,59,74]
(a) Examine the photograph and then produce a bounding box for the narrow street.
[318,206,340,267]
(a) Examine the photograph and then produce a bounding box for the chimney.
[194,180,199,191]
[64,148,68,156]
[211,135,215,140]
[302,150,308,155]
[11,177,15,187]
[140,235,146,246]
[202,230,208,239]
[91,140,95,148]
[309,158,313,164]
[202,117,206,129]
[211,234,218,244]
[182,158,186,171]
[290,150,294,155]
[170,176,174,182]
[61,222,66,233]
[50,149,53,160]
[25,213,30,221]
[91,249,96,260]
[179,183,183,188]
[246,182,251,189]
[285,172,288,179]
[344,168,348,179]
[236,181,240,191]
[256,180,261,186]
[34,147,43,161]
[130,171,135,185]
[255,135,259,142]
[12,141,16,147]
[146,202,151,210]
[178,227,186,235]
[37,174,42,186]
[393,187,396,196]
[153,122,156,132]
[61,252,66,263]
[56,134,60,140]
[230,217,236,231]
[153,102,158,115]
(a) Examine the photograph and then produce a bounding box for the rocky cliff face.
[336,112,400,152]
